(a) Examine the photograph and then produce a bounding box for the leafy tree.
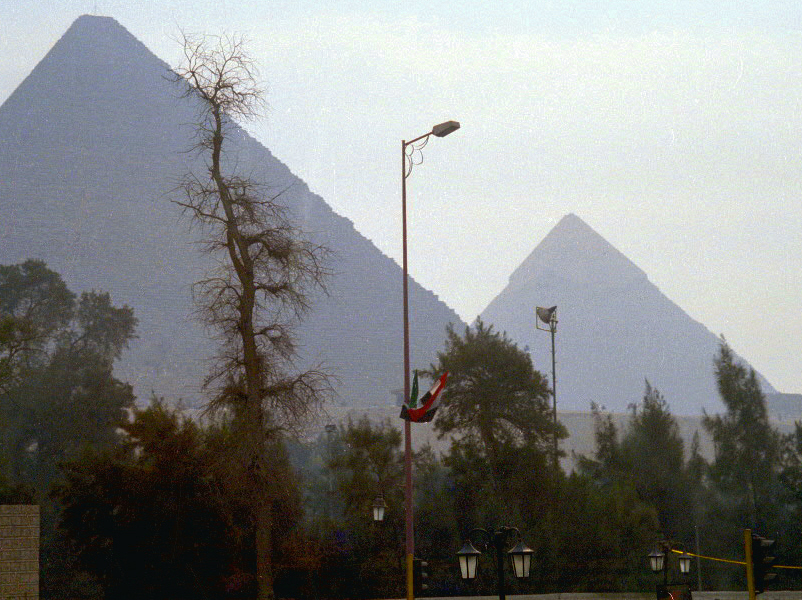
[418,320,574,596]
[411,445,461,596]
[172,33,330,600]
[549,471,658,592]
[776,423,802,572]
[321,417,405,599]
[55,399,308,600]
[0,260,74,392]
[575,402,621,482]
[579,384,699,536]
[703,342,783,529]
[428,321,561,481]
[0,262,136,496]
[569,404,664,592]
[620,383,689,540]
[425,320,562,532]
[692,342,785,589]
[329,416,403,519]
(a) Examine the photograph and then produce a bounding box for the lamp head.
[648,548,666,573]
[508,541,535,578]
[432,120,460,137]
[457,541,482,579]
[372,495,387,522]
[536,306,557,326]
[678,552,692,574]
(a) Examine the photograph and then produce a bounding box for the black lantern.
[508,541,535,578]
[371,495,386,522]
[649,548,666,573]
[457,541,482,580]
[678,552,692,575]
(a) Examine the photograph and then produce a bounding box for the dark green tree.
[0,260,74,392]
[424,320,565,595]
[695,342,786,590]
[55,399,308,600]
[703,342,783,529]
[328,416,403,519]
[571,404,662,592]
[411,444,461,596]
[549,471,659,592]
[321,416,405,599]
[776,423,802,573]
[0,262,137,496]
[428,321,561,485]
[620,383,690,540]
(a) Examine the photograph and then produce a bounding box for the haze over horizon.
[3,2,802,394]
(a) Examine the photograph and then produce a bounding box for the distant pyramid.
[480,213,775,415]
[0,15,462,407]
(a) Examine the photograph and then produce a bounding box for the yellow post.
[407,553,414,600]
[745,529,756,600]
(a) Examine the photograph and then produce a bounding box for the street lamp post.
[457,526,534,600]
[401,120,459,600]
[649,542,692,597]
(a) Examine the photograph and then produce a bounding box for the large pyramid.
[0,15,463,408]
[480,213,775,415]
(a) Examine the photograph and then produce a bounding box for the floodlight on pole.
[535,305,558,468]
[401,120,460,600]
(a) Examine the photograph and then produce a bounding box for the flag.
[409,371,419,408]
[400,371,449,423]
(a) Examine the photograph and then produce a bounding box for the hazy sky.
[3,1,802,393]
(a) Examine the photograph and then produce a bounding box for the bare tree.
[172,32,330,600]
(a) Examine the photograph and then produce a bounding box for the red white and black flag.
[399,371,448,423]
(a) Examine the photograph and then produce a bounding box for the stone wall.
[0,505,39,600]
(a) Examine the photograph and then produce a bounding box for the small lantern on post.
[457,541,482,580]
[372,495,387,522]
[678,552,692,575]
[508,541,535,578]
[649,548,666,574]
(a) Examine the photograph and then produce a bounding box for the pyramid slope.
[480,214,774,415]
[0,15,462,407]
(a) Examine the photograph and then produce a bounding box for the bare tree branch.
[171,32,331,600]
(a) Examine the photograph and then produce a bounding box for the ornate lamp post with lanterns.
[457,526,534,600]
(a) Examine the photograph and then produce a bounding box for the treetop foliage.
[171,32,331,434]
[0,260,75,390]
[704,342,780,472]
[427,320,559,455]
[0,261,137,496]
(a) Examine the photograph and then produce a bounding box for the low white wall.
[422,593,802,600]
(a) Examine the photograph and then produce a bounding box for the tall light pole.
[401,120,459,600]
[536,305,558,469]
